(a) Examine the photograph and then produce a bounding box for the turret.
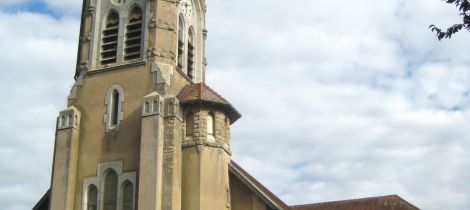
[177,83,241,210]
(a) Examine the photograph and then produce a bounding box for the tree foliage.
[430,0,470,40]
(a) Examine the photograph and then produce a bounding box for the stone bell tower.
[48,0,241,210]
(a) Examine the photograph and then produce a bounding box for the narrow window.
[187,28,195,79]
[61,115,66,127]
[144,101,150,113]
[177,16,185,70]
[186,113,194,137]
[111,90,120,126]
[207,113,214,136]
[168,102,174,115]
[122,181,134,210]
[101,11,120,65]
[103,170,118,210]
[68,114,73,126]
[87,185,98,210]
[153,99,159,113]
[125,7,143,60]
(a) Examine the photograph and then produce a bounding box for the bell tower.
[48,0,240,210]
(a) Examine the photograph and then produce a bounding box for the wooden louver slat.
[125,8,143,61]
[101,12,119,65]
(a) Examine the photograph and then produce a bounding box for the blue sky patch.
[1,0,63,19]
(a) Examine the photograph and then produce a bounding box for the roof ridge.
[291,194,401,207]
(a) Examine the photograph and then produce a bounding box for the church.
[32,0,420,210]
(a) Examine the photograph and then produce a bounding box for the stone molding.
[58,106,81,131]
[182,141,231,155]
[104,84,125,132]
[82,161,137,210]
[88,0,148,71]
[142,92,165,116]
[141,92,183,120]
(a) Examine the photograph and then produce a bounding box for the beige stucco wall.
[182,146,231,210]
[50,128,80,210]
[230,173,270,210]
[70,64,150,210]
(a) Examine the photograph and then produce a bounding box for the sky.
[1,0,470,210]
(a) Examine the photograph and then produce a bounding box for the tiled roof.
[290,195,420,210]
[177,83,241,122]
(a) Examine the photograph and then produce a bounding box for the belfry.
[32,1,421,210]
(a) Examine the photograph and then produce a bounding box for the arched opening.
[101,11,120,65]
[144,101,150,113]
[177,15,185,70]
[61,115,66,127]
[87,185,98,210]
[111,90,120,126]
[168,102,174,115]
[103,170,118,210]
[186,112,194,137]
[122,181,134,210]
[68,114,73,126]
[207,112,214,137]
[187,27,195,79]
[125,6,143,60]
[153,99,159,113]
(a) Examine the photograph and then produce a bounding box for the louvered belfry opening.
[101,11,120,65]
[177,16,185,70]
[125,7,143,60]
[187,28,195,79]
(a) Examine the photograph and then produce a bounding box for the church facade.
[33,0,420,210]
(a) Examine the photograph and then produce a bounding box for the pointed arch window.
[207,113,214,137]
[207,112,216,142]
[177,16,185,70]
[153,99,159,113]
[122,181,135,210]
[125,7,143,60]
[187,27,195,79]
[103,170,118,210]
[101,11,120,65]
[105,85,124,131]
[82,161,136,210]
[111,90,120,126]
[87,185,98,210]
[61,115,66,127]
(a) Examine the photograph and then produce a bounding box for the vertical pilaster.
[149,0,179,95]
[162,96,183,210]
[138,92,165,210]
[50,106,81,210]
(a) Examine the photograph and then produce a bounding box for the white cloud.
[44,0,81,15]
[0,11,78,210]
[205,0,470,210]
[0,0,28,6]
